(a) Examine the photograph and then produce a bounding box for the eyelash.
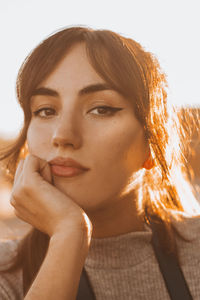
[33,108,55,118]
[88,106,123,116]
[32,106,123,118]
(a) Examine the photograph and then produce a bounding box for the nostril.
[51,128,82,149]
[52,135,77,149]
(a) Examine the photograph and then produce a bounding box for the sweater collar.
[85,224,153,269]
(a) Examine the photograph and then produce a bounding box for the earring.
[143,153,154,170]
[19,141,29,159]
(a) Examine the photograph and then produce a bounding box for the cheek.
[92,120,148,173]
[27,122,52,160]
[87,123,147,196]
[123,128,149,172]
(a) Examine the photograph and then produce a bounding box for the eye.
[88,106,123,116]
[32,107,56,118]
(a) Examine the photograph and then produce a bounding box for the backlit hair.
[0,26,199,295]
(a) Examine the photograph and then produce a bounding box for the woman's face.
[27,43,149,213]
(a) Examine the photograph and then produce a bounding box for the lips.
[48,157,90,177]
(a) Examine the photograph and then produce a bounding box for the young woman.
[0,26,200,300]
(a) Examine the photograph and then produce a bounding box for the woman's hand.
[12,155,92,300]
[10,154,92,239]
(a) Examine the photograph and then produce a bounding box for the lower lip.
[50,165,88,177]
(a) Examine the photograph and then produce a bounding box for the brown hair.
[0,26,199,296]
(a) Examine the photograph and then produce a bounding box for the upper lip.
[48,157,90,170]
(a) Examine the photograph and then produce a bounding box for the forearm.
[24,229,90,300]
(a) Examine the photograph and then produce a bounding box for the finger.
[40,162,52,184]
[23,154,44,176]
[11,202,45,233]
[23,154,39,172]
[10,194,16,208]
[13,159,24,186]
[12,205,33,226]
[22,154,52,184]
[10,191,24,209]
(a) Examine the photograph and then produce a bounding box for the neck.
[88,193,144,238]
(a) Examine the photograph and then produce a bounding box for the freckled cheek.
[27,123,53,159]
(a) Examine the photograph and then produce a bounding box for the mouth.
[48,157,90,178]
[50,165,88,177]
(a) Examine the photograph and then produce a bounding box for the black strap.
[151,222,193,300]
[76,268,96,300]
[76,225,193,300]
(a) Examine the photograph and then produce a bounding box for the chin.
[52,178,92,207]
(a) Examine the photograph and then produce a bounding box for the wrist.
[50,214,92,252]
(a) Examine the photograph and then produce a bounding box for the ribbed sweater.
[1,216,200,299]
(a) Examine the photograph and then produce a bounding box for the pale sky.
[0,0,199,138]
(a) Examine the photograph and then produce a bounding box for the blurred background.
[0,0,199,239]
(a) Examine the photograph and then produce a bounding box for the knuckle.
[13,209,21,219]
[10,196,16,207]
[11,187,21,203]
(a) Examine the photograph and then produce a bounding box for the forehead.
[30,43,135,111]
[39,43,105,92]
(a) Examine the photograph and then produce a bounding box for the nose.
[51,114,82,149]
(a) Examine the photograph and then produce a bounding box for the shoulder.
[171,214,200,298]
[171,213,200,241]
[171,213,200,264]
[0,238,23,299]
[0,238,20,270]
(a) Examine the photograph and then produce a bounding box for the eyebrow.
[31,83,115,98]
